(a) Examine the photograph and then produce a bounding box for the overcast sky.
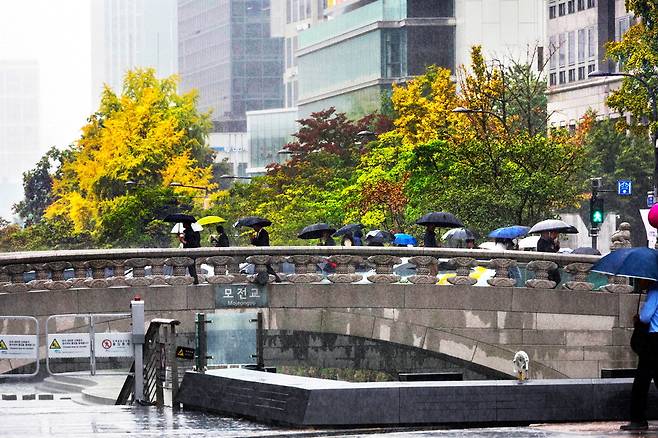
[0,0,91,220]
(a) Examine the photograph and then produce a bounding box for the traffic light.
[590,197,604,225]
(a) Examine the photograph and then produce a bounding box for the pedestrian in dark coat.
[210,225,230,247]
[180,221,201,284]
[250,224,281,282]
[319,230,336,246]
[423,224,438,248]
[536,231,561,286]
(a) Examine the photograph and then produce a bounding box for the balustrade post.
[525,260,558,289]
[0,266,9,287]
[327,255,362,283]
[68,261,89,288]
[246,255,274,284]
[125,258,153,287]
[164,257,195,286]
[227,255,248,284]
[287,255,323,283]
[28,263,50,291]
[601,275,635,293]
[367,255,401,283]
[149,258,168,286]
[44,261,72,290]
[109,259,129,287]
[563,262,594,291]
[205,256,235,284]
[447,257,477,286]
[3,264,30,293]
[487,258,517,287]
[84,260,114,288]
[408,256,438,284]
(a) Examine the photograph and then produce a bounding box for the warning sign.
[47,333,91,358]
[0,335,38,359]
[175,346,195,360]
[94,333,132,358]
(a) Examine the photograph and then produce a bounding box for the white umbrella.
[518,235,540,250]
[170,222,203,234]
[528,219,578,234]
[478,241,497,250]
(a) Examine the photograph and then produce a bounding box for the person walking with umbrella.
[529,220,578,287]
[210,225,230,247]
[180,221,201,284]
[592,248,658,431]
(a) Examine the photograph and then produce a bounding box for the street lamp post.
[169,182,210,209]
[589,70,658,196]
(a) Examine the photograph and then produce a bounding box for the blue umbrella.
[591,247,658,281]
[488,225,530,239]
[394,233,417,246]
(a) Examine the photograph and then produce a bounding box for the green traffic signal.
[590,197,604,225]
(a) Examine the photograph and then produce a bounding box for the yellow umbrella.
[197,215,226,226]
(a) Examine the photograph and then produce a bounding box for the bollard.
[131,296,145,403]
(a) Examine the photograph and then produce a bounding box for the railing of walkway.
[0,247,631,292]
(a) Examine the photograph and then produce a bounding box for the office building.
[178,0,285,131]
[209,132,250,177]
[0,60,40,220]
[546,0,632,126]
[90,0,178,106]
[246,107,298,175]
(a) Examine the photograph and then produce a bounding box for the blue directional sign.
[648,194,655,208]
[617,180,632,196]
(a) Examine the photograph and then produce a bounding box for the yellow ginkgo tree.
[46,68,215,246]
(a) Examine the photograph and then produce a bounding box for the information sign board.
[48,333,91,358]
[94,332,132,358]
[0,335,38,359]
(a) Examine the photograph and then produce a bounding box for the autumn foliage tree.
[44,68,215,246]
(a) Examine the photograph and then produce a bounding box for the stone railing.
[0,246,628,293]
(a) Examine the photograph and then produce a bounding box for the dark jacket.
[183,228,201,248]
[423,229,438,248]
[537,237,559,253]
[211,233,230,247]
[251,228,270,246]
[321,237,336,246]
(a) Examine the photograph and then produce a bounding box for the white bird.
[513,351,529,382]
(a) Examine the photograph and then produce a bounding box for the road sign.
[648,194,655,208]
[617,180,632,196]
[176,346,195,360]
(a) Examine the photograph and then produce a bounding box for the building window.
[558,2,566,16]
[568,31,575,65]
[616,16,631,41]
[568,69,576,82]
[567,0,575,13]
[559,33,566,67]
[559,71,566,84]
[578,66,585,80]
[550,73,557,86]
[587,27,596,59]
[578,29,586,63]
[549,5,556,19]
[577,0,585,10]
[587,0,595,7]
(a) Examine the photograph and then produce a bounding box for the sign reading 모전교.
[215,284,267,308]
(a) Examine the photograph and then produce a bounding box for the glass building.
[246,107,298,174]
[178,0,285,131]
[297,0,455,118]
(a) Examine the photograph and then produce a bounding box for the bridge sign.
[215,284,267,308]
[617,180,632,196]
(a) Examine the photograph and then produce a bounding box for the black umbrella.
[415,212,464,228]
[234,216,272,228]
[365,229,395,244]
[572,247,601,255]
[298,223,336,240]
[528,219,578,234]
[333,223,364,237]
[164,213,196,223]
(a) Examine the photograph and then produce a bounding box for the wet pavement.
[0,398,657,438]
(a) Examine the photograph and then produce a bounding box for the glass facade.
[246,108,298,171]
[297,0,454,117]
[178,0,284,130]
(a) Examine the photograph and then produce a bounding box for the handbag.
[631,319,650,355]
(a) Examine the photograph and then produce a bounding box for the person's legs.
[188,261,199,285]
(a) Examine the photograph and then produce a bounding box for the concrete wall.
[0,282,638,379]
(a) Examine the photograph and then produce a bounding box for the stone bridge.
[0,247,638,379]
